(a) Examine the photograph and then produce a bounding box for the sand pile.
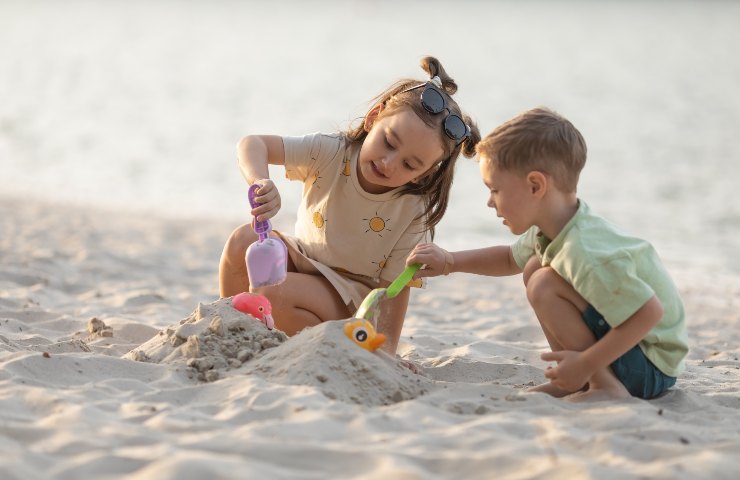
[125,297,288,382]
[243,319,435,406]
[126,297,434,405]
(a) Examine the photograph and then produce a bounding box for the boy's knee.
[525,267,560,306]
[522,256,543,287]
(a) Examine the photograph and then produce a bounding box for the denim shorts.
[582,305,676,399]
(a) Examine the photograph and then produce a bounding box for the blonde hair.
[477,107,587,192]
[344,56,481,239]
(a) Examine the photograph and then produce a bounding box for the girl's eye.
[403,161,415,171]
[384,135,394,149]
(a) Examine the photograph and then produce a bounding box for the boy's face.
[479,157,537,235]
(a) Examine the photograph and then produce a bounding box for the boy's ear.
[526,171,547,198]
[364,103,384,132]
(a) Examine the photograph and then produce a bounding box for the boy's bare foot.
[528,381,578,398]
[566,384,631,402]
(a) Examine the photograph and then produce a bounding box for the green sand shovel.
[355,263,422,325]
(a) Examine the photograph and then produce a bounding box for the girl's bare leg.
[219,224,349,335]
[254,272,349,336]
[219,224,256,298]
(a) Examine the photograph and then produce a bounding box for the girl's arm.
[237,135,285,181]
[236,135,285,221]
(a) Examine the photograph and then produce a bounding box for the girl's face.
[480,158,537,235]
[357,108,444,194]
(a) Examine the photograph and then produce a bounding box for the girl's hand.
[406,243,451,278]
[250,178,281,221]
[540,350,591,392]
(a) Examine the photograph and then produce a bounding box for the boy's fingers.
[540,351,562,362]
[413,269,433,279]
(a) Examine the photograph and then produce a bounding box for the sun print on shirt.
[341,158,351,179]
[371,254,389,275]
[313,210,327,229]
[364,212,391,237]
[311,170,322,188]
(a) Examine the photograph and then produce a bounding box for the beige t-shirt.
[282,132,427,287]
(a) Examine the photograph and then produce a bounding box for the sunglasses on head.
[401,81,471,146]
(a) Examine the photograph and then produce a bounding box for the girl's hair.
[344,56,481,240]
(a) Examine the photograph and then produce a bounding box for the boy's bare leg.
[525,267,630,400]
[522,257,564,358]
[523,259,572,396]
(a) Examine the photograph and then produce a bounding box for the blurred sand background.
[1,1,739,478]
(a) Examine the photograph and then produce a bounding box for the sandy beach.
[1,195,738,479]
[2,0,740,477]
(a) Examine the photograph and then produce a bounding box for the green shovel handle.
[386,263,422,299]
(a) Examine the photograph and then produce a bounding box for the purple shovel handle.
[248,184,271,241]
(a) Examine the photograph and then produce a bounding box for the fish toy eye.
[354,327,368,342]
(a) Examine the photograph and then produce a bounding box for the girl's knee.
[223,224,256,263]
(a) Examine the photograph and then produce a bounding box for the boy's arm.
[407,244,522,278]
[542,295,664,391]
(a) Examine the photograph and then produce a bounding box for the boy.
[406,107,688,400]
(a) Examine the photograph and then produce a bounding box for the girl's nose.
[379,155,396,175]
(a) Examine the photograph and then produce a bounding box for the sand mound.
[124,297,288,382]
[125,297,434,405]
[244,320,435,406]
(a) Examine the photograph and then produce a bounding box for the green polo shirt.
[511,200,688,377]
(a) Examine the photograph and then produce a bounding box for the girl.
[219,57,480,354]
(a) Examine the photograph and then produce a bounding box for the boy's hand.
[406,243,453,278]
[541,350,591,392]
[250,179,281,221]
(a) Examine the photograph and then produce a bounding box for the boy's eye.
[384,135,394,149]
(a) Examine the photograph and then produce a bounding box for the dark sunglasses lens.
[444,115,468,141]
[420,88,446,114]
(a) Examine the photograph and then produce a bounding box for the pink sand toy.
[232,292,274,330]
[246,183,288,289]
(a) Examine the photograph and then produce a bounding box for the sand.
[1,195,739,479]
